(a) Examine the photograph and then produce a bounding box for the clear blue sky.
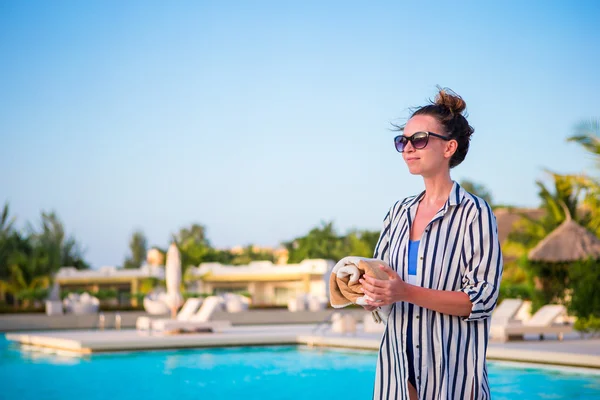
[1,1,599,268]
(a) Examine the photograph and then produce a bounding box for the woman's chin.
[406,166,423,175]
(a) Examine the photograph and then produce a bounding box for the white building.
[186,259,334,306]
[55,264,165,306]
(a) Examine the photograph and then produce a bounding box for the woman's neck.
[421,173,454,208]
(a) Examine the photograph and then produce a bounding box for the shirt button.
[416,345,420,349]
[419,256,423,260]
[417,376,421,380]
[416,315,420,319]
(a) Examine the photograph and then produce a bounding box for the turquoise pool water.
[1,334,600,399]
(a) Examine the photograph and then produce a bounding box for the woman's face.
[402,114,457,177]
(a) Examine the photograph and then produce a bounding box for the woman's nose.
[404,140,415,153]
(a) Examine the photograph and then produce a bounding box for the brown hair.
[396,86,475,168]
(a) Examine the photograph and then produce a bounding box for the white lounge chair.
[490,304,573,342]
[142,292,171,315]
[513,300,532,323]
[331,312,357,335]
[151,296,231,334]
[490,298,525,325]
[63,292,99,314]
[221,293,250,313]
[136,297,203,331]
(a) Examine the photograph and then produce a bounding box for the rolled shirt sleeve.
[460,201,503,322]
[372,207,393,321]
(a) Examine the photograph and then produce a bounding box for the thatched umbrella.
[528,214,600,263]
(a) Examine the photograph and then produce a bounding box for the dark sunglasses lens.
[412,133,428,149]
[394,136,406,152]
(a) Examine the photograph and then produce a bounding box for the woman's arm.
[362,201,503,319]
[361,266,473,317]
[362,204,394,313]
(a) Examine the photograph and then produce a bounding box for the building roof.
[494,207,545,245]
[528,218,600,263]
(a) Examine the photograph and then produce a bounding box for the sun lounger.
[151,296,231,334]
[136,297,203,331]
[331,312,357,335]
[490,304,573,342]
[490,298,525,325]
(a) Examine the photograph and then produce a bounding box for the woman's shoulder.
[460,189,494,213]
[385,195,419,219]
[459,189,498,226]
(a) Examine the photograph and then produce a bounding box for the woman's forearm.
[402,285,472,317]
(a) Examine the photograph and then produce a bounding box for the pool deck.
[5,324,600,370]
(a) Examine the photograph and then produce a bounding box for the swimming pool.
[1,334,599,399]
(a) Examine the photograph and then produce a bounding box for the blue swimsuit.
[406,240,420,388]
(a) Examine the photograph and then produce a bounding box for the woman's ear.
[444,139,458,159]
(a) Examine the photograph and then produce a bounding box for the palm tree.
[29,211,89,271]
[0,203,23,303]
[0,203,16,279]
[0,202,15,237]
[0,209,90,306]
[567,118,600,236]
[0,263,51,308]
[568,119,600,166]
[505,172,582,253]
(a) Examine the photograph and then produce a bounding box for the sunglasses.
[394,131,452,153]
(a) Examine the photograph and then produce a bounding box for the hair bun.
[434,87,466,114]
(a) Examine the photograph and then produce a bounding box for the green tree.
[283,222,381,263]
[568,119,600,165]
[498,119,600,313]
[568,258,600,322]
[0,208,89,306]
[0,202,18,281]
[567,118,600,236]
[359,230,381,254]
[123,230,147,269]
[31,212,89,271]
[284,221,344,263]
[505,173,582,253]
[340,230,380,258]
[173,224,211,271]
[228,245,275,265]
[0,202,15,237]
[203,248,235,264]
[502,173,583,310]
[459,179,493,205]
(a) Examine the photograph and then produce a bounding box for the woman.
[360,88,503,400]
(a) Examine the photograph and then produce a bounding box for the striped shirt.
[372,181,503,400]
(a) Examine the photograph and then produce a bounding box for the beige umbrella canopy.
[528,216,600,263]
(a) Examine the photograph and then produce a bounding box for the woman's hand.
[360,264,410,307]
